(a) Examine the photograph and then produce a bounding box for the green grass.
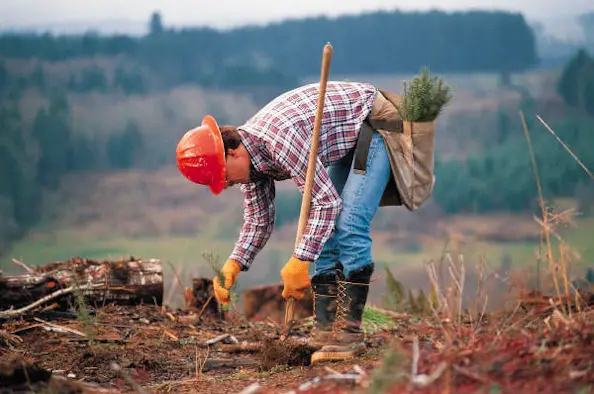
[374,216,594,279]
[362,306,400,334]
[3,216,592,282]
[467,217,594,272]
[3,217,590,313]
[2,228,419,272]
[4,232,232,272]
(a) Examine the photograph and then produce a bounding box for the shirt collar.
[236,127,269,182]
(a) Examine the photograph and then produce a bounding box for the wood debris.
[0,256,592,393]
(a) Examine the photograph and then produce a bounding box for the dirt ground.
[1,288,594,394]
[0,303,392,393]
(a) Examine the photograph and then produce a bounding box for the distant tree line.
[0,9,537,93]
[433,49,594,214]
[0,9,588,250]
[0,90,144,249]
[0,60,147,97]
[433,118,594,213]
[557,49,594,117]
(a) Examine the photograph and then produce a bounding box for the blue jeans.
[314,130,392,279]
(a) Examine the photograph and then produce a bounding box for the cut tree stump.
[188,278,220,318]
[243,283,313,323]
[187,279,316,322]
[0,257,163,315]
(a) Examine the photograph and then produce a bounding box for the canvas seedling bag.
[368,89,437,211]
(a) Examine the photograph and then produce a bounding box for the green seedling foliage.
[396,66,453,122]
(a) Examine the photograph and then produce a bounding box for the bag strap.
[353,121,374,174]
[353,88,405,174]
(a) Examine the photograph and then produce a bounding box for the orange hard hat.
[176,115,226,195]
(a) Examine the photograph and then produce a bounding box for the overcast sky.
[1,0,593,37]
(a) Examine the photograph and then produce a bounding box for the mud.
[258,337,317,370]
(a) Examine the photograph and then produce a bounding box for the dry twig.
[0,329,24,347]
[410,336,448,387]
[237,383,262,394]
[0,283,105,319]
[196,294,214,320]
[11,258,35,274]
[536,114,593,178]
[520,111,562,305]
[452,365,490,384]
[33,317,87,337]
[204,333,230,346]
[220,342,262,353]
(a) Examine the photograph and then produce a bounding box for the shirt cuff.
[228,252,251,271]
[293,241,318,262]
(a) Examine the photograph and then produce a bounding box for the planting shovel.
[282,42,333,338]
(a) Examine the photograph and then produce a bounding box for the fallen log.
[0,257,163,316]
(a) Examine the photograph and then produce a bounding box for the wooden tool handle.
[295,42,333,247]
[284,43,333,332]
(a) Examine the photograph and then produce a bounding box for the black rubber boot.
[308,273,338,348]
[311,263,374,364]
[337,263,374,339]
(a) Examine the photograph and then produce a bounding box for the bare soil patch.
[2,290,593,393]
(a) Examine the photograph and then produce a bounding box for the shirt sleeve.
[286,156,342,262]
[228,177,275,270]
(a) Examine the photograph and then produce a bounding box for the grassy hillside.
[2,59,592,312]
[3,163,592,311]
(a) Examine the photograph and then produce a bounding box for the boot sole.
[310,343,366,364]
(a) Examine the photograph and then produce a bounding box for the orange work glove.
[280,256,311,299]
[213,259,242,305]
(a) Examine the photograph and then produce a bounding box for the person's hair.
[219,125,241,157]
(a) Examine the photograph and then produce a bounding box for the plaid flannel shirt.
[229,81,377,270]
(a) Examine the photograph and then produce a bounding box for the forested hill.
[4,8,584,255]
[0,9,537,90]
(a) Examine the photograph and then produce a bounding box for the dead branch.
[237,383,262,394]
[353,365,367,377]
[220,342,262,353]
[33,317,87,337]
[8,324,44,335]
[0,329,23,347]
[452,365,490,384]
[162,328,179,341]
[287,372,362,393]
[1,258,164,313]
[410,336,448,387]
[204,333,230,346]
[536,114,593,179]
[0,283,105,319]
[196,294,214,320]
[11,259,34,274]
